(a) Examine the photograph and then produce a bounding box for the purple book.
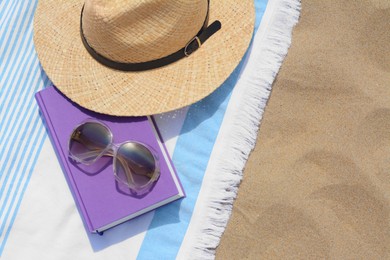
[35,86,185,234]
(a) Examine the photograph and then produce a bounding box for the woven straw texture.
[33,0,254,116]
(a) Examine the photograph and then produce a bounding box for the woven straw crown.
[83,0,208,63]
[34,0,255,116]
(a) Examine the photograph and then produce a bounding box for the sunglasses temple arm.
[71,149,114,162]
[70,150,99,162]
[121,158,157,179]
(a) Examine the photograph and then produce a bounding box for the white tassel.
[178,0,301,258]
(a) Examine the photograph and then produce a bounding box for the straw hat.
[34,0,254,116]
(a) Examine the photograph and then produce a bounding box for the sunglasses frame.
[68,118,160,191]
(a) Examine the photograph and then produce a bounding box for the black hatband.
[79,3,221,71]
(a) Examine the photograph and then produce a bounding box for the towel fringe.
[180,0,301,258]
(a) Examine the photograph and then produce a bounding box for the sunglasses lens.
[69,122,112,164]
[115,142,158,189]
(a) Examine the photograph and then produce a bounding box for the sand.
[216,0,390,258]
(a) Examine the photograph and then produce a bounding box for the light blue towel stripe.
[0,47,37,148]
[0,1,20,49]
[138,1,267,258]
[0,21,36,99]
[0,112,43,233]
[0,52,38,168]
[0,72,49,221]
[0,46,37,135]
[0,124,47,254]
[0,30,38,197]
[0,0,50,255]
[0,2,19,48]
[0,1,25,63]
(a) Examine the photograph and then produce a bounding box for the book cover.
[35,86,185,234]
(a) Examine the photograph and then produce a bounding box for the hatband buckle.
[184,36,202,57]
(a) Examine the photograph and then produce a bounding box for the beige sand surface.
[217,0,390,258]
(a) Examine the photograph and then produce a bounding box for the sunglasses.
[68,119,160,191]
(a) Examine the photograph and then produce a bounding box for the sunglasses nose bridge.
[110,143,120,152]
[111,142,134,160]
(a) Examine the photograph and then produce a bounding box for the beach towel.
[0,0,300,258]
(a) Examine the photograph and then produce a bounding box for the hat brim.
[33,0,255,116]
